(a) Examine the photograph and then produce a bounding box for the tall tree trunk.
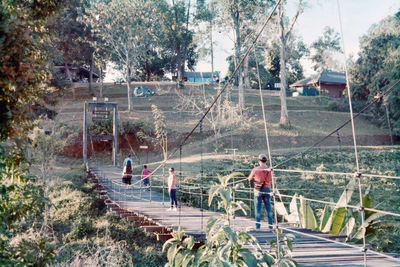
[278,3,289,126]
[126,66,132,111]
[99,64,103,99]
[180,0,191,83]
[176,44,182,82]
[210,22,214,84]
[244,54,250,89]
[64,63,72,82]
[89,52,94,96]
[232,9,244,110]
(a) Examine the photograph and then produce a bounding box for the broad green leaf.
[363,212,385,226]
[342,216,355,237]
[239,249,258,267]
[299,196,317,229]
[262,253,274,265]
[206,217,218,233]
[289,193,298,214]
[175,253,184,267]
[305,205,318,230]
[287,238,293,251]
[183,236,195,250]
[362,193,374,218]
[287,194,299,223]
[162,237,177,252]
[319,205,331,231]
[208,185,220,206]
[323,178,356,232]
[275,201,289,218]
[336,178,356,208]
[182,253,193,267]
[223,226,237,243]
[330,207,346,234]
[233,201,248,215]
[167,244,177,265]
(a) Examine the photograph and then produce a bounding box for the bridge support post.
[113,105,118,166]
[83,102,88,168]
[82,101,118,167]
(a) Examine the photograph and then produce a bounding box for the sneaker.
[166,207,172,211]
[173,207,178,211]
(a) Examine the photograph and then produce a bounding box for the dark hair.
[126,160,131,167]
[128,154,131,157]
[143,165,147,169]
[169,167,174,172]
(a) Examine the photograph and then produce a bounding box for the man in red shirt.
[248,154,273,230]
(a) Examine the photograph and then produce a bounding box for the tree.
[194,0,219,84]
[48,0,94,92]
[219,0,271,111]
[159,0,197,84]
[174,84,249,151]
[310,26,342,72]
[151,105,168,161]
[276,0,304,126]
[0,1,65,264]
[91,0,160,110]
[0,0,65,142]
[351,11,400,135]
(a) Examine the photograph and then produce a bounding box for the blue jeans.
[254,187,273,229]
[143,178,149,187]
[170,189,177,207]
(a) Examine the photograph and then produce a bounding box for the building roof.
[55,65,99,79]
[290,71,346,88]
[184,71,220,79]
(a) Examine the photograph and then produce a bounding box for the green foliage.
[310,26,342,72]
[163,173,297,267]
[152,104,168,159]
[0,0,65,141]
[0,150,49,265]
[351,11,400,135]
[299,195,318,230]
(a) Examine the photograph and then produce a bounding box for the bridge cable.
[336,0,366,265]
[272,78,400,170]
[254,47,280,256]
[142,0,283,182]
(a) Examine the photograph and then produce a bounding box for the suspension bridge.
[86,164,400,266]
[79,0,400,266]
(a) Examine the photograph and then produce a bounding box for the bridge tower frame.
[83,101,118,167]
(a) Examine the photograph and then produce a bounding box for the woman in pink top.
[167,167,178,211]
[142,165,151,188]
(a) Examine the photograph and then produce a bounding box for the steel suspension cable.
[336,1,366,264]
[254,48,281,256]
[272,78,400,170]
[140,0,283,184]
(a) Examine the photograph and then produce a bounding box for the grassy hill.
[52,82,390,162]
[49,83,400,257]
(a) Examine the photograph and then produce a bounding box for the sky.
[194,0,400,77]
[104,0,400,82]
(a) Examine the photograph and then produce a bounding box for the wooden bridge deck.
[90,166,399,267]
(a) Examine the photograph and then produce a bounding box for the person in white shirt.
[167,167,178,211]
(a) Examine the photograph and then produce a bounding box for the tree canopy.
[351,11,400,134]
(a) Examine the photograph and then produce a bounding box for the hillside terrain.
[51,82,391,165]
